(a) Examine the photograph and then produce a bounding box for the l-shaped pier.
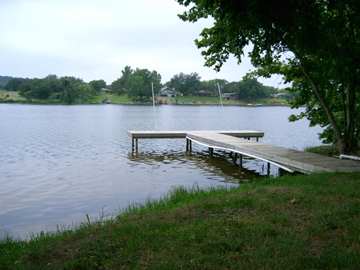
[129,130,263,153]
[128,130,360,174]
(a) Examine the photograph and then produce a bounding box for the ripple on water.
[0,104,322,238]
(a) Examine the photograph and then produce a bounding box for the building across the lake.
[159,87,177,97]
[222,92,238,100]
[101,88,113,93]
[198,90,212,96]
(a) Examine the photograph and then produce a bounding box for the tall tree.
[127,68,162,101]
[5,78,29,92]
[167,72,201,95]
[201,79,228,95]
[89,80,106,92]
[176,0,360,153]
[111,66,133,94]
[0,76,14,88]
[238,78,274,100]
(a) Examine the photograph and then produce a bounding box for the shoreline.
[0,90,290,107]
[1,172,360,268]
[0,100,291,107]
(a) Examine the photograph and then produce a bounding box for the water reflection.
[128,149,266,182]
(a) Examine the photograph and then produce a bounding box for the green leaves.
[110,66,161,101]
[126,68,162,102]
[111,66,133,94]
[167,73,201,96]
[89,80,106,92]
[7,75,96,104]
[176,0,360,153]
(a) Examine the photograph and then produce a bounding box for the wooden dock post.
[186,138,192,153]
[135,138,138,153]
[267,162,270,176]
[233,153,238,164]
[209,147,214,156]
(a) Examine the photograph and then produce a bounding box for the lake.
[0,104,322,239]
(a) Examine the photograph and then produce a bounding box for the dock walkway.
[187,131,360,174]
[129,130,264,152]
[128,130,360,174]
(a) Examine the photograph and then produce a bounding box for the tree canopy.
[237,78,275,100]
[111,66,133,94]
[6,75,94,104]
[89,80,106,92]
[167,72,201,96]
[126,68,162,101]
[200,79,227,95]
[4,70,282,103]
[176,0,360,153]
[0,76,14,88]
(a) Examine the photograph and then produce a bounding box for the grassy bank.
[305,145,340,157]
[306,145,360,157]
[170,96,288,106]
[88,92,133,104]
[0,90,289,106]
[0,89,26,103]
[1,172,360,269]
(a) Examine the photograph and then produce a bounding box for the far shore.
[0,90,290,107]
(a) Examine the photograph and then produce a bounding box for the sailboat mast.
[151,82,155,107]
[217,82,223,107]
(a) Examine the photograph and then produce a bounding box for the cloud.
[0,0,284,87]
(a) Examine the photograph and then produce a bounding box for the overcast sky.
[0,0,283,86]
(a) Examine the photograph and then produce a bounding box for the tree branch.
[298,61,343,147]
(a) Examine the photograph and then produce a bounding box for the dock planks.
[186,131,360,174]
[128,130,264,139]
[129,130,264,153]
[128,130,360,174]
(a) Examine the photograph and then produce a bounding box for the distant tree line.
[2,67,285,103]
[110,66,283,100]
[3,75,105,104]
[0,76,13,88]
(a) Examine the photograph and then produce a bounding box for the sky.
[0,0,284,86]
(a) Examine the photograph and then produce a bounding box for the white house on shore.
[159,86,178,97]
[222,92,238,100]
[101,88,113,93]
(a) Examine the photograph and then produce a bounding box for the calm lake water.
[0,104,322,239]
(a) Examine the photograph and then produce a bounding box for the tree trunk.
[298,62,344,152]
[343,86,358,154]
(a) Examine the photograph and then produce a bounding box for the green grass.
[1,172,360,269]
[0,90,64,104]
[167,96,288,105]
[88,92,133,104]
[0,89,26,102]
[306,145,360,157]
[305,145,340,157]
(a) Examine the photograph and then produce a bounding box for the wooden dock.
[129,130,264,153]
[128,130,360,174]
[186,131,360,174]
